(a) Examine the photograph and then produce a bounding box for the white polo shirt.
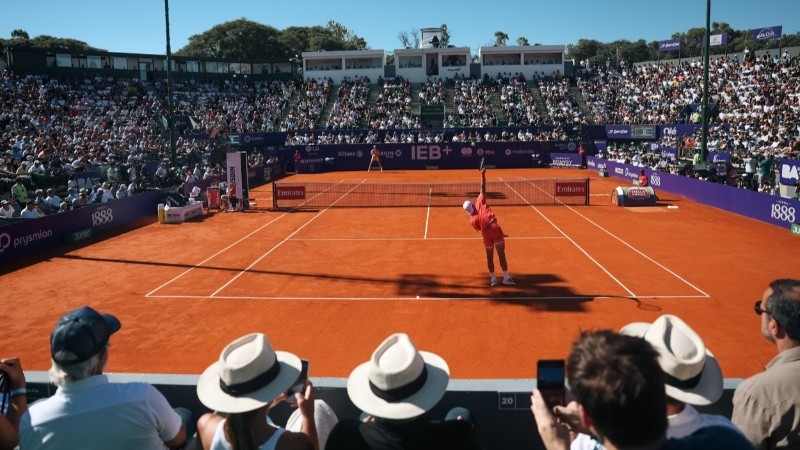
[19,374,182,450]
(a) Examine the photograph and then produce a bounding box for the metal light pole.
[164,0,176,166]
[699,0,711,165]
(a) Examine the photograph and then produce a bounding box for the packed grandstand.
[1,46,799,218]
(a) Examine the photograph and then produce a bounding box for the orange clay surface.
[1,168,796,381]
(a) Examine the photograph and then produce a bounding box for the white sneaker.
[502,278,517,285]
[490,278,498,287]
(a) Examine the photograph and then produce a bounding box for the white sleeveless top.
[210,419,287,450]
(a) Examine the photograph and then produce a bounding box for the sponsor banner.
[296,158,326,173]
[753,26,782,41]
[658,124,702,138]
[276,186,306,200]
[710,33,728,47]
[659,39,681,52]
[660,147,678,160]
[708,151,731,164]
[780,158,800,186]
[588,157,800,228]
[548,153,583,168]
[555,182,587,197]
[613,186,657,206]
[0,191,163,265]
[227,152,249,209]
[74,169,102,190]
[594,141,608,154]
[605,125,632,139]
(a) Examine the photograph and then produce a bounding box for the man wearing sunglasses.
[732,278,800,449]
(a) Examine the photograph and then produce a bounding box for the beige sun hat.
[620,315,723,406]
[346,333,449,420]
[197,333,302,414]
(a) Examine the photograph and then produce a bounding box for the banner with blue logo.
[659,39,681,52]
[779,158,800,186]
[753,26,782,41]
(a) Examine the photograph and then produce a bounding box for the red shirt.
[638,174,649,187]
[469,192,496,234]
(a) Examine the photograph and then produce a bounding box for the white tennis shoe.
[502,278,517,285]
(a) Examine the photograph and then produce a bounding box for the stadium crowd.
[3,49,800,215]
[2,278,799,449]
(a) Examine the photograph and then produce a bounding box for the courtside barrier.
[0,190,164,267]
[588,157,800,229]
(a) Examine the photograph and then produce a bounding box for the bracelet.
[9,387,27,398]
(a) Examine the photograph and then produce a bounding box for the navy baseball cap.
[50,306,121,365]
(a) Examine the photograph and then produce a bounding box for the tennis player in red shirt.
[463,168,515,287]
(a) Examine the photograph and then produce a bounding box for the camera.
[537,359,565,408]
[285,360,309,405]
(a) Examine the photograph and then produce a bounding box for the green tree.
[397,29,420,49]
[494,31,508,46]
[517,37,530,46]
[439,24,451,47]
[176,19,287,60]
[10,29,29,40]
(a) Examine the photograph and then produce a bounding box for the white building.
[301,49,385,84]
[394,47,471,83]
[478,45,565,79]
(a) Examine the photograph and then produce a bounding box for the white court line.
[147,294,709,301]
[146,179,352,298]
[209,179,368,297]
[560,202,710,297]
[424,187,432,239]
[289,236,566,242]
[515,176,708,298]
[500,177,638,298]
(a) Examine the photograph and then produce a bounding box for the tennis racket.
[479,157,485,172]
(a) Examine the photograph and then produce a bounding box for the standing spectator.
[758,153,774,190]
[0,357,27,450]
[531,330,753,450]
[18,306,187,450]
[10,179,28,205]
[326,333,485,450]
[195,333,318,450]
[732,279,800,449]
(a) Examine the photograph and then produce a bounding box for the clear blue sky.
[3,0,799,54]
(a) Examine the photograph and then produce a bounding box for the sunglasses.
[754,300,772,316]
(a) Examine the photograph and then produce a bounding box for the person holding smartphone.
[1,357,27,450]
[196,333,321,450]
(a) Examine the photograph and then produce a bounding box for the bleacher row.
[2,50,800,209]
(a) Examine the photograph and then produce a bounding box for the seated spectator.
[195,333,319,450]
[19,306,188,449]
[732,279,800,449]
[0,357,27,450]
[530,330,753,450]
[0,200,17,218]
[571,315,741,449]
[637,169,649,187]
[326,333,485,450]
[19,200,43,219]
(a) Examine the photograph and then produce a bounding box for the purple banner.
[660,147,678,159]
[605,125,632,139]
[74,169,102,190]
[548,153,582,168]
[708,151,731,164]
[753,26,782,41]
[659,39,681,52]
[780,158,800,186]
[710,33,728,47]
[587,157,800,228]
[657,124,702,138]
[0,191,164,266]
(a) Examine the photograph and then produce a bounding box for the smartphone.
[537,359,565,408]
[285,360,309,405]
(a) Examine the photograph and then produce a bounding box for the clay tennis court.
[2,168,796,382]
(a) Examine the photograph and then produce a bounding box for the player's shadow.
[397,273,594,312]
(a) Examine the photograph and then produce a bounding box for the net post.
[272,182,278,209]
[584,178,590,205]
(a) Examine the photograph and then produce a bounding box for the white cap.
[463,201,475,215]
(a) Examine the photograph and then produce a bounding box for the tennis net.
[272,178,590,208]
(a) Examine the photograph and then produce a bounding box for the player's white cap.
[463,201,475,215]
